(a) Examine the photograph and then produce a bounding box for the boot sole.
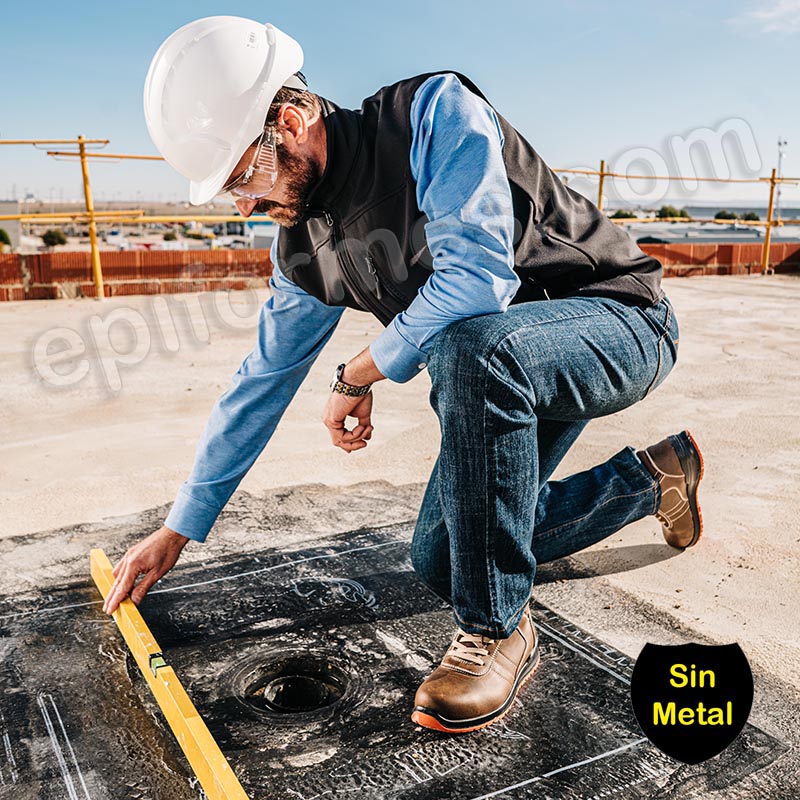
[410,637,542,734]
[668,429,705,548]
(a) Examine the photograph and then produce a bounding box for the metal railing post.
[78,135,105,299]
[761,167,777,276]
[597,159,606,211]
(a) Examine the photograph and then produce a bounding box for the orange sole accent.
[410,653,541,734]
[682,428,704,547]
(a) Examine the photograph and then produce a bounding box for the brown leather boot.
[411,605,540,733]
[636,429,705,549]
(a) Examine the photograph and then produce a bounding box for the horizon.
[2,197,795,211]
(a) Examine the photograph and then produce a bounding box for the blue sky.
[2,0,798,207]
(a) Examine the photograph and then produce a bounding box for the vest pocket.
[363,241,415,307]
[514,228,600,295]
[543,231,599,273]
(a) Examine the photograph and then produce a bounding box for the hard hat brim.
[190,164,236,206]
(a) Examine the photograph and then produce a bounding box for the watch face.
[331,363,345,389]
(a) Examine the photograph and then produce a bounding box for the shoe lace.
[447,630,495,666]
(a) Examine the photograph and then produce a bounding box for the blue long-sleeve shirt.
[164,73,520,542]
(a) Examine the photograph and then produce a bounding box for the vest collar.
[301,97,362,221]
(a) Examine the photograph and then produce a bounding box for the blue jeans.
[410,292,680,639]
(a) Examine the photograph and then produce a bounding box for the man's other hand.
[323,389,374,453]
[102,526,189,615]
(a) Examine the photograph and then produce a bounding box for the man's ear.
[277,104,308,146]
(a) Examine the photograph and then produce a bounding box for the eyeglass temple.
[282,70,308,90]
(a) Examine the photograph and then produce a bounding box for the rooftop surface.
[0,273,797,797]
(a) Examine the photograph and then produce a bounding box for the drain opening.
[243,657,347,714]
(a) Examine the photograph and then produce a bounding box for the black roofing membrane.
[0,521,786,800]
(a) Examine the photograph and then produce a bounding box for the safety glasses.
[218,126,279,202]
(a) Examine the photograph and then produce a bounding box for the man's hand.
[102,526,190,615]
[323,389,374,452]
[323,351,384,452]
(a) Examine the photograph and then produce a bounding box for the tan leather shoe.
[636,429,705,549]
[411,605,540,733]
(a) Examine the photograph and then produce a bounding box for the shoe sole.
[668,428,705,548]
[410,637,542,734]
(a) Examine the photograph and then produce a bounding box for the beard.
[252,145,321,227]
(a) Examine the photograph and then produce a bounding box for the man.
[104,16,704,734]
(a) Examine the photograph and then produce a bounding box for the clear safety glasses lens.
[220,129,278,203]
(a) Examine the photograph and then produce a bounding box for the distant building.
[245,220,278,250]
[0,202,20,250]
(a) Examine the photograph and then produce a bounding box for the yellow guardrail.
[2,138,798,294]
[554,163,796,275]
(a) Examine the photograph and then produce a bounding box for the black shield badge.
[630,642,753,764]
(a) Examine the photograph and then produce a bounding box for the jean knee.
[428,320,473,384]
[428,316,505,392]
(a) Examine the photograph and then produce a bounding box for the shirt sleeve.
[368,72,519,384]
[164,234,345,542]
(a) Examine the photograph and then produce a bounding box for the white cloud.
[730,0,800,33]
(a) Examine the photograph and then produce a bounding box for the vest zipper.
[324,210,386,314]
[366,244,410,305]
[365,254,383,300]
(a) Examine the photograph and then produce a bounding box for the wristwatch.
[330,362,373,396]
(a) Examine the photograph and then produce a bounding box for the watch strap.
[330,363,372,396]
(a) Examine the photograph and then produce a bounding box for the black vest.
[278,71,664,328]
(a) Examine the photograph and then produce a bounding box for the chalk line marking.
[37,693,91,800]
[0,539,403,621]
[540,614,634,668]
[396,759,432,783]
[0,709,16,786]
[467,737,648,799]
[2,728,19,784]
[49,694,92,800]
[534,620,631,686]
[149,540,402,594]
[38,693,78,800]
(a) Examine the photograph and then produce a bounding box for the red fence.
[1,242,798,302]
[641,242,800,274]
[0,249,273,301]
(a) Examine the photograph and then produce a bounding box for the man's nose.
[235,197,259,217]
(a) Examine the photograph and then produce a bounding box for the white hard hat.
[143,16,304,205]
